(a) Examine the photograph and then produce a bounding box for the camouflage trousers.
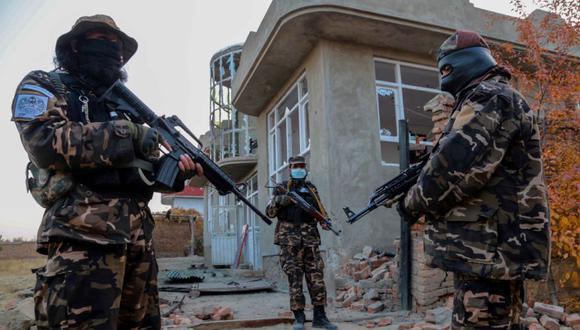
[452,273,524,330]
[279,244,327,311]
[34,200,160,330]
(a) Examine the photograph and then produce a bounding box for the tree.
[491,0,579,305]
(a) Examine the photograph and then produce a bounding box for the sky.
[0,0,541,240]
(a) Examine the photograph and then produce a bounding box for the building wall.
[255,40,438,271]
[172,197,205,214]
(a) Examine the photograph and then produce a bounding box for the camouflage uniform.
[12,16,183,330]
[266,180,327,311]
[403,31,550,329]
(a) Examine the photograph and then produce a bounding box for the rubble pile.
[522,302,580,330]
[334,246,400,313]
[160,302,235,327]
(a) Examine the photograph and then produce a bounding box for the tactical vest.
[53,72,154,198]
[277,180,318,224]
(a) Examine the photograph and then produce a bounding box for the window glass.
[402,89,437,141]
[268,76,310,180]
[290,110,300,156]
[299,77,308,99]
[277,87,298,118]
[400,65,439,89]
[303,102,310,150]
[377,88,397,138]
[375,61,396,82]
[277,123,287,168]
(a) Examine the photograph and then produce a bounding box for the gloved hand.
[121,120,161,161]
[274,194,292,207]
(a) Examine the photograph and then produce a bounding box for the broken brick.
[425,307,451,325]
[350,300,365,312]
[539,314,559,330]
[398,322,416,330]
[363,289,379,304]
[565,314,580,327]
[353,267,371,281]
[377,318,393,326]
[534,302,565,320]
[367,301,385,314]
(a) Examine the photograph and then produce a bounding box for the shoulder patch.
[13,94,48,120]
[21,84,55,98]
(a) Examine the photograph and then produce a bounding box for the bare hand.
[178,154,203,177]
[160,140,203,177]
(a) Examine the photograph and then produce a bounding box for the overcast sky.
[0,0,540,240]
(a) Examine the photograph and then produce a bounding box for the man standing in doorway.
[266,156,337,330]
[398,30,550,329]
[12,15,202,329]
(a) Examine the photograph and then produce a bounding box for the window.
[268,75,310,183]
[375,59,440,166]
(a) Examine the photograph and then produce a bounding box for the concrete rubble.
[521,302,580,330]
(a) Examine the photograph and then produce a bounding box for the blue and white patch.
[21,84,55,98]
[13,94,48,120]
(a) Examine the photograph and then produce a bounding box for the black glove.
[396,202,416,225]
[274,194,292,206]
[122,120,161,162]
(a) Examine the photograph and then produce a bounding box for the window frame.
[267,74,310,183]
[374,58,440,167]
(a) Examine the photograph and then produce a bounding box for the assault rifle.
[99,80,272,225]
[269,182,341,236]
[342,154,429,224]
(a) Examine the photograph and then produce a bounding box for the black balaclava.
[437,30,497,96]
[76,38,123,87]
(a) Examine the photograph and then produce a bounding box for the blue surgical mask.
[290,168,307,179]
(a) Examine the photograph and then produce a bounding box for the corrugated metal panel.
[211,235,237,266]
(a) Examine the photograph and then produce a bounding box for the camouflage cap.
[288,156,306,165]
[56,14,138,63]
[438,30,490,61]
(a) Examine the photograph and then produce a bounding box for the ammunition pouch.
[26,162,75,208]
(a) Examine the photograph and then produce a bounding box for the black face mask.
[76,38,123,87]
[437,46,497,96]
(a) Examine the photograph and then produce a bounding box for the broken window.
[374,59,440,166]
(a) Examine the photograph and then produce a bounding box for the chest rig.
[50,72,155,197]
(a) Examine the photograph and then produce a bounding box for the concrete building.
[229,0,547,277]
[197,44,263,268]
[161,186,205,213]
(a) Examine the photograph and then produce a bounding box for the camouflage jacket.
[12,70,179,251]
[404,73,550,281]
[266,180,324,247]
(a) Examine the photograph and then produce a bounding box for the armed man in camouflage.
[397,30,550,329]
[12,15,203,329]
[266,156,337,330]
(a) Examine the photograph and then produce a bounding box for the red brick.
[566,314,580,327]
[377,318,393,326]
[336,291,347,302]
[353,267,371,281]
[528,324,546,330]
[539,315,559,330]
[366,322,377,328]
[398,322,416,330]
[350,300,365,312]
[534,302,565,320]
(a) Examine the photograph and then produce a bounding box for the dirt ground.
[0,257,422,330]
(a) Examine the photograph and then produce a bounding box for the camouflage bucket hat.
[56,14,138,63]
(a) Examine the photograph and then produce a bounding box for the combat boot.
[312,306,337,330]
[292,309,306,330]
